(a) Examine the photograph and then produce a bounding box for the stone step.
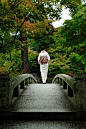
[1,119,86,129]
[0,109,77,121]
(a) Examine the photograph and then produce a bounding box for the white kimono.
[38,50,50,83]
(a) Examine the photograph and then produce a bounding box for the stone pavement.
[10,83,75,112]
[6,83,77,120]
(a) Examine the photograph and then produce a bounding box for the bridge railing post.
[62,80,67,89]
[73,74,86,110]
[20,80,25,89]
[25,78,29,85]
[67,84,73,97]
[13,84,20,96]
[59,78,62,85]
[0,74,12,109]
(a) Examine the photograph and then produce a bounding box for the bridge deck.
[10,83,75,112]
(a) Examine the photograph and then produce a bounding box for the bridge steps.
[1,84,78,120]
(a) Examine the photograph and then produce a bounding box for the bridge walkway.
[9,83,76,120]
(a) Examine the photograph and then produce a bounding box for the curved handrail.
[52,74,76,90]
[11,74,37,89]
[0,73,38,108]
[52,74,86,111]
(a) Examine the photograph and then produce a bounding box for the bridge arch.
[52,73,86,110]
[0,73,37,109]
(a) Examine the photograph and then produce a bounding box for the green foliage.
[0,49,22,78]
[49,58,68,77]
[60,0,82,16]
[55,3,86,74]
[30,23,55,53]
[48,46,70,76]
[0,49,39,78]
[66,52,85,73]
[47,28,86,75]
[60,4,86,47]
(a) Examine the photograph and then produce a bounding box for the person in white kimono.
[38,46,50,84]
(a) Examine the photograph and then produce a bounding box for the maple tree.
[0,0,62,73]
[0,0,62,52]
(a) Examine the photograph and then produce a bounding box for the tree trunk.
[21,47,30,73]
[9,52,14,71]
[20,31,30,73]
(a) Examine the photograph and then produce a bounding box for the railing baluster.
[67,84,73,97]
[20,80,25,89]
[59,78,62,85]
[62,80,67,89]
[13,85,20,96]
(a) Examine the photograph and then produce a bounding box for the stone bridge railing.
[52,73,86,111]
[0,74,37,109]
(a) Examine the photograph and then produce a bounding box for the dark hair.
[41,46,45,51]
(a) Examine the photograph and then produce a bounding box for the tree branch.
[0,1,22,17]
[10,17,26,44]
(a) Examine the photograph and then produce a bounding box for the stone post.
[20,80,25,89]
[13,85,20,96]
[0,74,12,109]
[73,74,86,110]
[59,78,62,85]
[62,80,67,89]
[54,78,59,83]
[67,84,73,97]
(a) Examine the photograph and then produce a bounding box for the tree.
[0,0,62,73]
[55,3,86,73]
[60,4,86,47]
[0,0,62,52]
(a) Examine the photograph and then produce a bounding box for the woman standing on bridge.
[38,46,50,84]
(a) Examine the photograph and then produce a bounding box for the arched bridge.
[0,73,86,121]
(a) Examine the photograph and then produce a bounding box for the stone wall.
[0,74,12,109]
